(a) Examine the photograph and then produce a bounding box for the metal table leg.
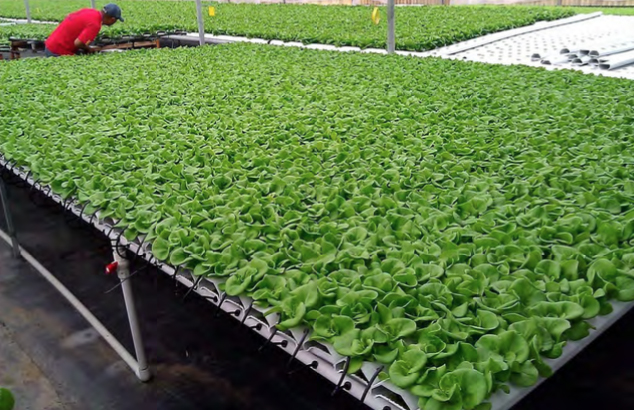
[0,176,21,258]
[113,242,151,382]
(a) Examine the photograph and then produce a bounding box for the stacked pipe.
[532,38,634,71]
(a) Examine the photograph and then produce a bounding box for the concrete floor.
[2,173,634,410]
[0,257,66,410]
[0,244,141,410]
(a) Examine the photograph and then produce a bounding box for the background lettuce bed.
[0,0,575,51]
[2,44,634,410]
[0,23,55,45]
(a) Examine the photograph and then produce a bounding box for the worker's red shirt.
[45,9,102,56]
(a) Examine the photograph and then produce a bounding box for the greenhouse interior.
[1,1,634,410]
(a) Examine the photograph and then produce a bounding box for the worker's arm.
[74,38,100,53]
[75,23,101,54]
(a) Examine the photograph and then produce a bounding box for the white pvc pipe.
[387,0,395,54]
[578,38,627,55]
[561,38,630,56]
[0,179,20,258]
[443,13,601,57]
[560,37,630,55]
[572,55,593,66]
[561,53,579,60]
[589,55,610,65]
[590,43,634,58]
[113,244,151,381]
[560,40,615,56]
[195,0,205,46]
[560,48,580,55]
[583,39,629,56]
[599,49,634,70]
[90,0,96,9]
[0,228,148,381]
[541,55,573,65]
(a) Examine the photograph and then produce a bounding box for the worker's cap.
[103,3,124,22]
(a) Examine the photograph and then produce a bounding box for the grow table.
[1,157,633,410]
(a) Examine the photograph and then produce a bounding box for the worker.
[44,4,124,57]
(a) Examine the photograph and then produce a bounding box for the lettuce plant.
[0,388,14,410]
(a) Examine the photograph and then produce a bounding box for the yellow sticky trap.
[208,6,216,17]
[371,7,380,25]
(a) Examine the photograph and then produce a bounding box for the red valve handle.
[105,261,119,275]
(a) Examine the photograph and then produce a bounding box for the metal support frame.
[0,174,151,382]
[91,0,96,9]
[194,0,206,46]
[113,243,151,381]
[387,0,395,54]
[23,0,31,23]
[0,177,20,258]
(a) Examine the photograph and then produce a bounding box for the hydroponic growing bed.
[0,0,575,50]
[2,44,634,410]
[0,22,55,42]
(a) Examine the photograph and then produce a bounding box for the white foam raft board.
[429,13,634,80]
